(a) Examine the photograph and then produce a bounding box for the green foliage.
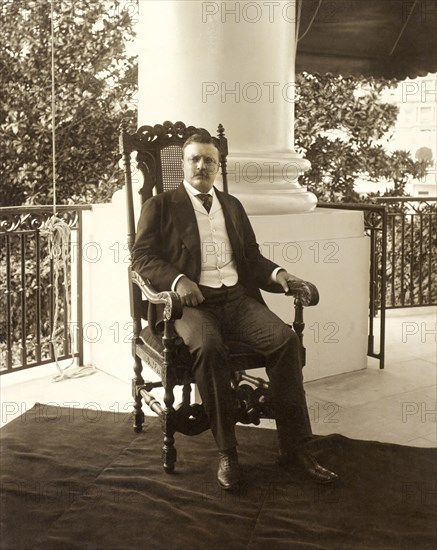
[295,73,429,202]
[0,0,138,207]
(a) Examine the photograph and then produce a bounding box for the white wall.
[81,197,134,382]
[250,208,370,381]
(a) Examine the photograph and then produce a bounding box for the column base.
[219,153,317,214]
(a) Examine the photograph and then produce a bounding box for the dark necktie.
[196,193,213,213]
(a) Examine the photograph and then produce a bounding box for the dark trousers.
[174,284,312,451]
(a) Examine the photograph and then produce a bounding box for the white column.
[138,0,316,214]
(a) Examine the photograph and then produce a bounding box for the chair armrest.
[131,270,183,321]
[262,280,319,307]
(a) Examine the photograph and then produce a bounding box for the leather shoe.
[217,448,240,490]
[279,448,339,484]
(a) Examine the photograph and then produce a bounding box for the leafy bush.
[1,0,138,370]
[0,0,138,207]
[294,72,435,309]
[295,73,429,201]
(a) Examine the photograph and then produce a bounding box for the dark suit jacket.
[131,183,281,305]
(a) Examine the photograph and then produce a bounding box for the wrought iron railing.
[0,205,91,374]
[374,197,436,309]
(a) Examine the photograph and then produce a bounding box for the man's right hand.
[175,276,205,307]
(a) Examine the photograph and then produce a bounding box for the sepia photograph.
[1,1,436,548]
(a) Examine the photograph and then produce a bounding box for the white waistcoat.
[190,192,238,288]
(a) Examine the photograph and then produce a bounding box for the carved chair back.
[120,120,229,248]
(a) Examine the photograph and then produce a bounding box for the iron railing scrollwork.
[0,205,91,374]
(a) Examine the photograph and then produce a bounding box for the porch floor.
[1,307,435,448]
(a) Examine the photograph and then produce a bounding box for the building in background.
[384,73,436,196]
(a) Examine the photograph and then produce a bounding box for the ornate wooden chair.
[119,120,319,473]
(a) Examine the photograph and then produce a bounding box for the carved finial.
[217,123,225,138]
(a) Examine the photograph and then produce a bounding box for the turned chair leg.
[162,381,177,473]
[132,355,145,433]
[161,318,180,473]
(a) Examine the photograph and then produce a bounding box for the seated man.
[132,133,338,490]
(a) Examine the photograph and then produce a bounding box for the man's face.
[182,142,220,192]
